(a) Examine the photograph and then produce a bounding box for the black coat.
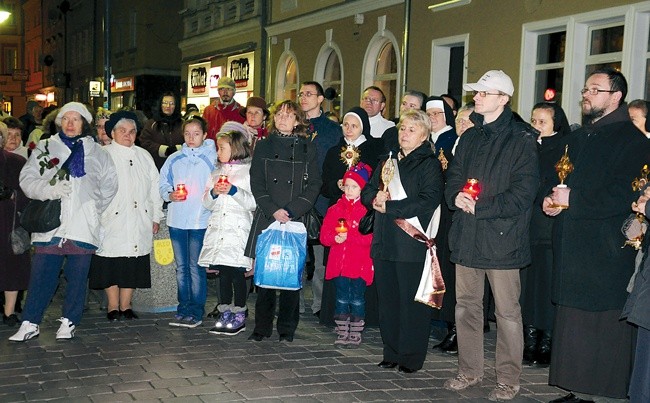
[321,137,383,205]
[445,107,539,269]
[622,201,650,330]
[244,132,322,258]
[361,142,443,262]
[551,106,650,311]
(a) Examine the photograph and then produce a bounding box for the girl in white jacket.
[198,123,255,335]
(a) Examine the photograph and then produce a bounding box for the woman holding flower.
[9,102,118,342]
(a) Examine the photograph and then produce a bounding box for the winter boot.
[208,304,232,333]
[217,306,246,335]
[522,325,539,365]
[334,314,350,346]
[534,330,552,366]
[348,318,365,346]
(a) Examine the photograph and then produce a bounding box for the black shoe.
[433,325,457,354]
[523,325,539,365]
[3,314,19,327]
[121,309,138,320]
[398,365,417,374]
[279,334,294,342]
[313,310,320,318]
[206,305,220,319]
[107,310,120,321]
[248,332,266,341]
[534,331,551,366]
[377,361,398,369]
[549,392,595,403]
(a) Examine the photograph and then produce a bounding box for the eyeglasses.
[362,97,381,105]
[456,118,471,126]
[162,101,175,106]
[427,111,445,118]
[298,91,318,98]
[473,91,502,97]
[580,88,616,96]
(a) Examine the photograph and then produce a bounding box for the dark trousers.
[374,259,433,370]
[253,287,300,337]
[216,266,247,308]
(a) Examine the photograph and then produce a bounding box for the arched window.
[374,42,398,119]
[275,51,299,103]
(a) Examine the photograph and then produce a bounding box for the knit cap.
[343,162,373,188]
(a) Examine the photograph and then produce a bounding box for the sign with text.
[112,77,134,92]
[89,80,101,97]
[188,62,211,97]
[227,51,254,92]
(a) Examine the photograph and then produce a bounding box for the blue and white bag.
[254,221,307,290]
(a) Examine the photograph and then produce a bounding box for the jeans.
[333,276,366,319]
[169,227,207,320]
[22,253,93,325]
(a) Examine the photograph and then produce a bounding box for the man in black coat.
[543,68,650,402]
[444,70,539,402]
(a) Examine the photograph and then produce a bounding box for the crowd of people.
[1,68,649,402]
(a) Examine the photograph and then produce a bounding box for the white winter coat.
[96,142,164,257]
[19,134,117,247]
[198,160,256,269]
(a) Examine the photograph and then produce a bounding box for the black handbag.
[20,199,61,233]
[300,162,322,244]
[358,208,374,235]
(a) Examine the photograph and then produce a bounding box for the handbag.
[300,162,322,243]
[10,191,31,255]
[358,208,374,235]
[20,198,61,233]
[254,221,307,290]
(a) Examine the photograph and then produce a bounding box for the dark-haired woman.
[245,100,321,342]
[520,102,571,366]
[140,92,184,170]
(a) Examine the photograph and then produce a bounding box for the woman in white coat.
[89,111,164,321]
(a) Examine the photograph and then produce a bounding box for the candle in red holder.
[176,183,188,200]
[335,218,348,233]
[217,174,229,184]
[462,178,481,200]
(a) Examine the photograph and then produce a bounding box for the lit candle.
[176,183,187,200]
[462,178,481,200]
[217,174,229,184]
[335,218,348,233]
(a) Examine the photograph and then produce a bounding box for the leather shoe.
[107,310,120,321]
[398,365,417,373]
[121,309,138,320]
[248,332,266,342]
[433,325,457,354]
[279,334,294,342]
[549,392,594,402]
[377,361,397,369]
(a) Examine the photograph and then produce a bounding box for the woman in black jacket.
[361,109,444,373]
[244,100,321,342]
[139,92,184,170]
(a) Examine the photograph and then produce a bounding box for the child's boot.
[348,318,365,346]
[334,314,350,345]
[209,304,232,334]
[221,306,246,335]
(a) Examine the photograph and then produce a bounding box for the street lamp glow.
[0,10,10,23]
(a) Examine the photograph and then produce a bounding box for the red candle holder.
[335,218,348,233]
[217,174,229,184]
[176,183,188,200]
[462,178,481,200]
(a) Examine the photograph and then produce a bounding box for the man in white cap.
[443,70,539,401]
[202,76,245,142]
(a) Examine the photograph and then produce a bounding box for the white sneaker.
[8,321,40,342]
[56,317,75,340]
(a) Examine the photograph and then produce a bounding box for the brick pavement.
[0,281,566,402]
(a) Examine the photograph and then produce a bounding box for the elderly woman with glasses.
[140,91,184,170]
[89,111,164,321]
[94,107,112,146]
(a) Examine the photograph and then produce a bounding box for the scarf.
[59,133,87,178]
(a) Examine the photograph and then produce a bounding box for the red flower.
[47,157,60,168]
[28,142,37,150]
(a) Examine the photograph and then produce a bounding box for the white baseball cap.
[463,70,514,96]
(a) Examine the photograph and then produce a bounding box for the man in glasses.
[360,86,394,139]
[444,70,539,401]
[202,76,245,142]
[542,68,649,402]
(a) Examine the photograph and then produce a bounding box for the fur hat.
[55,102,93,125]
[105,110,141,138]
[343,162,373,188]
[343,106,371,137]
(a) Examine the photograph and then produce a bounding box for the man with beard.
[543,68,650,402]
[202,77,245,142]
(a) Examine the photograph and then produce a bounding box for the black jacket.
[361,142,443,262]
[551,106,650,311]
[244,132,322,258]
[445,107,539,269]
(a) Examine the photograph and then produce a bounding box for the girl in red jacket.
[320,162,373,346]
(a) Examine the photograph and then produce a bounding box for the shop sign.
[209,66,222,98]
[89,81,101,97]
[227,51,254,92]
[113,77,135,92]
[188,62,211,97]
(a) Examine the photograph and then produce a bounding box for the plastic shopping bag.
[254,221,307,290]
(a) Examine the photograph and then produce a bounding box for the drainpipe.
[104,0,111,109]
[259,2,267,100]
[401,0,411,94]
